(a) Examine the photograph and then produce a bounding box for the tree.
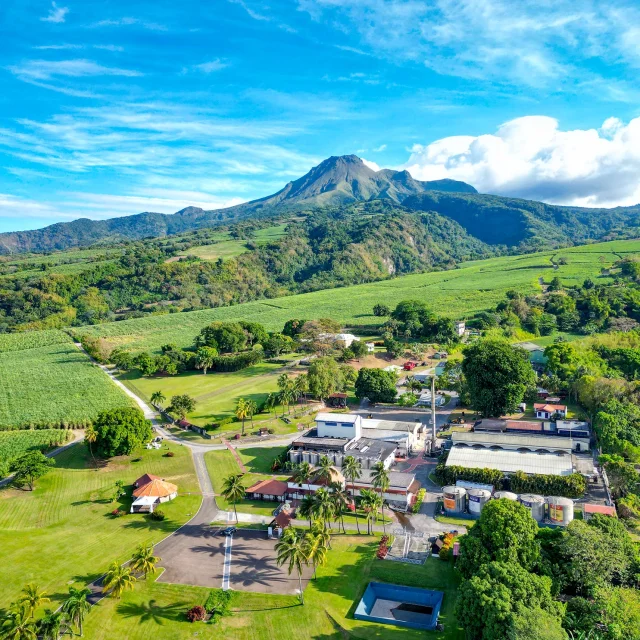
[282,319,306,338]
[275,528,308,604]
[462,339,536,417]
[234,398,250,436]
[150,390,165,407]
[239,321,268,347]
[410,342,427,359]
[264,392,278,419]
[84,425,98,469]
[264,333,294,356]
[298,495,315,530]
[11,451,55,491]
[0,604,37,640]
[371,461,390,534]
[18,584,50,618]
[221,473,246,523]
[102,562,136,598]
[359,489,381,535]
[383,337,404,358]
[343,455,362,534]
[330,482,350,534]
[112,479,125,503]
[599,454,639,498]
[313,488,335,533]
[457,499,540,579]
[134,351,158,377]
[304,528,329,580]
[373,303,390,317]
[355,368,397,404]
[455,561,562,640]
[293,462,313,497]
[38,609,70,640]
[61,587,91,637]
[315,455,335,485]
[307,357,343,399]
[195,346,218,374]
[130,543,160,579]
[93,408,153,457]
[168,395,196,420]
[196,321,247,353]
[246,399,257,428]
[350,339,368,359]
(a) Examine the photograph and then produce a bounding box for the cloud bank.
[403,116,640,207]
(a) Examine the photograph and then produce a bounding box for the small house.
[583,504,616,521]
[454,321,466,337]
[327,392,348,408]
[131,475,178,513]
[245,478,288,502]
[534,403,567,420]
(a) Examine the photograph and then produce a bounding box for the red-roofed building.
[505,420,544,433]
[245,478,289,502]
[534,403,567,420]
[134,473,162,488]
[584,503,617,521]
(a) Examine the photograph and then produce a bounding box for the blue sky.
[2,0,640,232]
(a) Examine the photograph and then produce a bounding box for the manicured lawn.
[75,238,640,353]
[82,535,463,639]
[0,442,201,611]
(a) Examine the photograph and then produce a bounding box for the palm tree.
[275,528,308,604]
[294,375,308,410]
[313,488,335,535]
[221,473,246,523]
[130,543,160,579]
[102,562,136,598]
[330,483,349,534]
[246,399,257,429]
[371,461,390,534]
[293,461,313,498]
[315,455,334,485]
[343,455,362,533]
[264,393,278,419]
[235,397,250,436]
[298,494,315,530]
[18,584,50,618]
[359,489,381,535]
[84,425,98,469]
[304,529,328,580]
[0,604,37,640]
[62,586,91,637]
[38,610,70,640]
[150,390,165,408]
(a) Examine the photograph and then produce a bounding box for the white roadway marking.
[222,534,233,591]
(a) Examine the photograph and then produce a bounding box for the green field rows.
[0,429,71,466]
[75,238,640,353]
[0,331,133,428]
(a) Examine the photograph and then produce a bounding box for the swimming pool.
[354,581,444,631]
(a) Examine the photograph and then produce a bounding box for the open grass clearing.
[0,441,200,611]
[75,238,640,354]
[82,535,463,639]
[0,331,133,428]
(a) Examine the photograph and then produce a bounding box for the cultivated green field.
[0,441,201,610]
[119,361,292,424]
[178,223,288,261]
[81,536,463,640]
[75,239,640,353]
[0,331,133,428]
[0,429,71,467]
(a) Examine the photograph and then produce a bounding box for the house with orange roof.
[130,474,178,513]
[534,403,567,420]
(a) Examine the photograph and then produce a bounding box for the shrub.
[111,508,126,517]
[412,488,426,514]
[164,451,175,457]
[150,509,166,521]
[376,535,390,559]
[218,416,235,427]
[267,428,275,434]
[204,589,232,623]
[439,547,451,561]
[186,605,206,622]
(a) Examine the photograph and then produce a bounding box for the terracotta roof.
[132,478,178,498]
[274,511,293,528]
[134,473,162,488]
[534,403,567,412]
[505,420,544,432]
[407,479,421,495]
[329,393,348,398]
[245,478,288,497]
[584,504,617,516]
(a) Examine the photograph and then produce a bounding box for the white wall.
[317,415,362,440]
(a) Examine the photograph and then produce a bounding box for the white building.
[455,321,466,337]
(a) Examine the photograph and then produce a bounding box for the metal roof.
[361,418,419,433]
[355,469,416,489]
[446,447,573,476]
[316,412,359,423]
[453,431,574,451]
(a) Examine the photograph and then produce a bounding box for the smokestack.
[431,375,437,442]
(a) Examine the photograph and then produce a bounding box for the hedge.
[210,350,263,372]
[435,463,503,487]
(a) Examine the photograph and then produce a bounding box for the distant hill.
[0,155,476,255]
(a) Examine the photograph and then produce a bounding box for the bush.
[412,488,426,514]
[150,509,166,521]
[164,451,175,457]
[509,470,586,498]
[111,509,126,517]
[218,416,236,427]
[435,463,503,488]
[204,589,232,623]
[439,547,451,561]
[267,428,275,434]
[186,605,206,622]
[377,535,390,559]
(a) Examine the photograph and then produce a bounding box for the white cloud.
[34,44,83,50]
[192,59,229,73]
[0,194,66,220]
[8,59,142,81]
[361,158,380,171]
[372,144,386,152]
[93,44,125,52]
[402,115,640,207]
[41,2,69,23]
[91,17,167,31]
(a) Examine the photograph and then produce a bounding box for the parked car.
[219,526,237,536]
[403,361,417,371]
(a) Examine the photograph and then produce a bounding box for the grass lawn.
[118,362,300,427]
[82,535,463,639]
[435,515,476,529]
[0,441,201,611]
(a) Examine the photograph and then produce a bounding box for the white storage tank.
[443,486,467,514]
[547,496,574,526]
[519,494,546,522]
[468,488,491,515]
[493,491,518,501]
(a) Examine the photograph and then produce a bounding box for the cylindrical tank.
[547,496,574,526]
[519,494,546,522]
[467,488,491,515]
[493,491,518,501]
[443,486,467,514]
[310,452,319,465]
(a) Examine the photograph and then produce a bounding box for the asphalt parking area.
[157,525,312,595]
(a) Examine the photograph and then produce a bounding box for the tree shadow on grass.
[117,599,189,625]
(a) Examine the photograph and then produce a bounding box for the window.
[325,422,337,427]
[340,423,353,428]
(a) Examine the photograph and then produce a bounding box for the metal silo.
[467,488,491,515]
[547,496,574,526]
[443,486,467,514]
[519,494,546,522]
[493,491,518,501]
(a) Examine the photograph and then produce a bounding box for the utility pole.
[431,375,437,443]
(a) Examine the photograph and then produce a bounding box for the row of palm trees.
[0,544,159,639]
[274,522,329,605]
